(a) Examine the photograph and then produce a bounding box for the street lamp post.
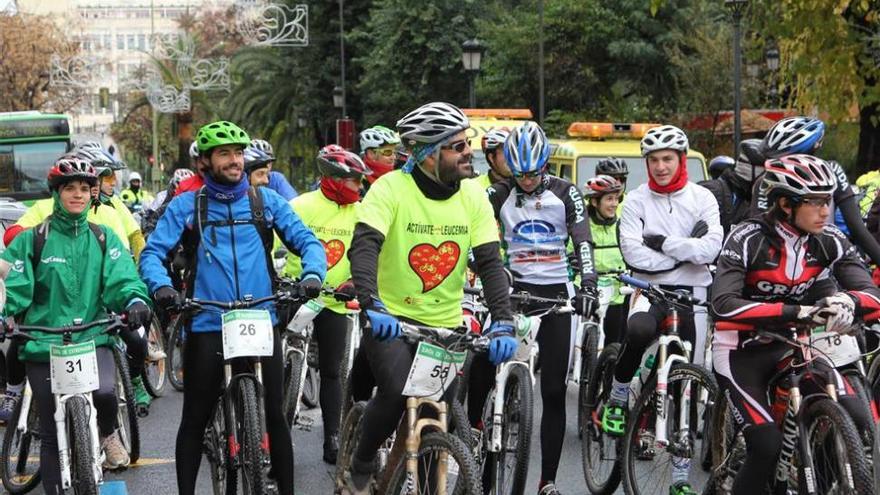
[725,0,748,159]
[332,86,344,113]
[338,0,347,117]
[461,39,484,108]
[765,45,780,107]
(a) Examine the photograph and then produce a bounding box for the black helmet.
[596,158,628,178]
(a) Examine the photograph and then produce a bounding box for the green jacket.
[1,198,150,362]
[589,209,625,306]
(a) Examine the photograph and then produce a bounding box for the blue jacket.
[139,187,326,332]
[269,171,298,201]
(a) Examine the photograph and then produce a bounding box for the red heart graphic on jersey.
[408,241,461,293]
[322,239,346,270]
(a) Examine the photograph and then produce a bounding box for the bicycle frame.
[402,397,451,495]
[485,360,531,454]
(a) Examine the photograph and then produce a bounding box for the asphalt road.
[2,377,711,494]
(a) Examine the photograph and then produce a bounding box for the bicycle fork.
[223,361,271,470]
[55,392,102,490]
[404,397,449,495]
[653,335,692,452]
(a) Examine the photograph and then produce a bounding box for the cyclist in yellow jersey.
[97,166,145,261]
[284,147,372,464]
[344,102,517,493]
[120,171,154,212]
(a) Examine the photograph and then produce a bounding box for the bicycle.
[0,315,131,495]
[481,290,574,495]
[175,287,306,495]
[336,322,484,495]
[705,322,876,495]
[615,274,718,495]
[0,380,39,493]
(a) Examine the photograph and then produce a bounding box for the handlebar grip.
[463,287,482,296]
[619,274,651,291]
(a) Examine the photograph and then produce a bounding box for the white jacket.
[619,182,722,287]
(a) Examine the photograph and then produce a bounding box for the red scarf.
[647,153,688,194]
[364,156,393,184]
[320,177,360,205]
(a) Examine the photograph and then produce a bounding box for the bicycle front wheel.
[489,363,533,495]
[581,343,622,495]
[621,363,717,495]
[166,317,185,391]
[143,314,167,397]
[204,403,236,495]
[302,365,320,409]
[67,396,98,495]
[282,349,306,429]
[237,378,270,495]
[798,398,874,495]
[335,401,368,493]
[0,392,40,493]
[387,431,482,495]
[113,346,140,463]
[578,321,599,438]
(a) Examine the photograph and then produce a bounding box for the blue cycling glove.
[485,320,517,366]
[365,299,401,342]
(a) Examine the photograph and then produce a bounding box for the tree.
[109,105,176,174]
[752,0,880,174]
[0,13,84,112]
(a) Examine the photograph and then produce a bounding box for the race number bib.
[513,314,541,362]
[50,342,99,395]
[597,279,615,319]
[811,330,861,367]
[402,342,467,400]
[222,310,274,360]
[286,299,325,334]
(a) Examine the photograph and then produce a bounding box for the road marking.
[130,457,176,467]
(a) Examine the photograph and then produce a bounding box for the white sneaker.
[147,341,167,362]
[101,430,130,470]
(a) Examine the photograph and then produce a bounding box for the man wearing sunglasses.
[344,102,517,494]
[479,121,598,495]
[603,125,722,495]
[359,125,401,189]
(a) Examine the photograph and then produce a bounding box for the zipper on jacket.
[227,203,242,298]
[667,194,673,214]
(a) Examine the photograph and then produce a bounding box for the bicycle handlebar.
[0,315,128,343]
[618,274,705,307]
[398,322,490,353]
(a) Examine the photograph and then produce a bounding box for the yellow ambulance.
[547,122,708,191]
[463,108,533,175]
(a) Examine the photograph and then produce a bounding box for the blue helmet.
[504,121,550,175]
[761,116,825,158]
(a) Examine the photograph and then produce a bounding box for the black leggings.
[602,302,628,345]
[5,327,145,388]
[314,309,348,436]
[614,287,696,382]
[28,347,118,495]
[175,331,294,495]
[467,281,573,482]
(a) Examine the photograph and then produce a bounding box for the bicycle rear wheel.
[581,343,622,495]
[799,398,874,494]
[113,346,140,463]
[143,315,167,397]
[204,402,237,495]
[621,363,717,495]
[67,396,98,495]
[386,431,482,495]
[166,317,185,392]
[237,378,270,495]
[487,363,533,495]
[0,391,40,493]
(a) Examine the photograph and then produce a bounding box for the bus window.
[0,142,66,194]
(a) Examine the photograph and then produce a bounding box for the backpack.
[178,186,276,297]
[32,217,106,271]
[698,178,734,235]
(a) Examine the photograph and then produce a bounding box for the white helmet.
[504,121,551,175]
[129,172,142,183]
[189,141,200,159]
[249,138,275,158]
[396,102,469,145]
[640,125,689,157]
[762,154,836,200]
[482,127,510,153]
[170,168,195,188]
[359,125,400,151]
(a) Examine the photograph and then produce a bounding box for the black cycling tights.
[314,309,348,436]
[468,281,573,482]
[175,331,294,495]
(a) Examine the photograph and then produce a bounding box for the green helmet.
[196,121,251,153]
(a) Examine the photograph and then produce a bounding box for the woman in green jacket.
[0,156,152,494]
[584,174,628,344]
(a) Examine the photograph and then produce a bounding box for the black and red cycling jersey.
[711,215,880,350]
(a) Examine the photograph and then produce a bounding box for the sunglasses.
[513,170,542,179]
[441,139,470,153]
[799,196,832,207]
[375,148,395,157]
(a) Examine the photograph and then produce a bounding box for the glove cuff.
[486,320,515,337]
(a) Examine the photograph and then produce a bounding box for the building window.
[117,34,125,50]
[127,34,135,50]
[137,34,146,51]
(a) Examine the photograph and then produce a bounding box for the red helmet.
[318,144,346,156]
[583,175,623,198]
[317,150,373,179]
[47,155,98,191]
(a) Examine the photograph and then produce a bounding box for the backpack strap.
[31,218,51,270]
[248,186,278,286]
